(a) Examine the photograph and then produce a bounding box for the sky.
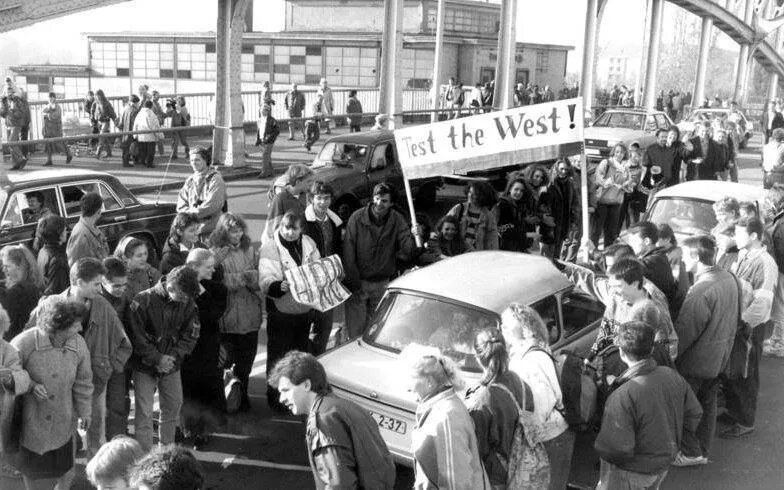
[0,0,733,75]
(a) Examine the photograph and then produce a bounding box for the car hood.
[309,163,359,181]
[584,126,641,142]
[320,340,418,412]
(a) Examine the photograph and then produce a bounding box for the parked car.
[0,169,177,261]
[584,108,674,163]
[318,252,603,464]
[643,180,760,242]
[677,108,753,148]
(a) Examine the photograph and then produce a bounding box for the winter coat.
[303,204,343,258]
[176,168,227,236]
[412,387,490,490]
[307,393,396,489]
[446,202,499,251]
[342,205,417,291]
[686,137,724,180]
[259,115,279,145]
[159,238,207,276]
[181,279,227,377]
[12,327,93,455]
[66,218,110,268]
[639,247,678,312]
[497,194,535,252]
[429,235,473,258]
[37,244,69,297]
[126,264,162,299]
[595,359,702,475]
[214,244,263,334]
[0,339,30,453]
[285,90,306,117]
[133,107,164,142]
[675,266,739,379]
[0,280,41,342]
[26,288,132,389]
[259,233,321,315]
[127,280,200,376]
[41,103,64,138]
[92,99,116,124]
[731,247,779,328]
[317,87,334,114]
[544,175,578,245]
[346,97,363,126]
[0,95,26,128]
[116,104,139,144]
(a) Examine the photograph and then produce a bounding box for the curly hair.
[466,181,498,210]
[166,213,201,248]
[36,296,88,333]
[129,445,204,490]
[500,302,549,350]
[209,212,251,250]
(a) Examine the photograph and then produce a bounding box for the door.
[60,181,126,250]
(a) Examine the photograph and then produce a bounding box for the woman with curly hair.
[446,180,498,251]
[210,212,262,412]
[12,296,92,490]
[0,245,42,341]
[159,213,204,275]
[497,175,537,252]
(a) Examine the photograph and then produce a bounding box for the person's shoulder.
[10,327,37,349]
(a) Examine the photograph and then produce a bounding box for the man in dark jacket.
[686,121,725,180]
[643,129,684,187]
[284,83,306,140]
[673,235,739,466]
[543,159,578,260]
[761,101,784,144]
[128,266,201,451]
[117,95,140,167]
[625,221,679,316]
[256,104,279,178]
[270,350,396,489]
[595,322,702,489]
[342,183,418,338]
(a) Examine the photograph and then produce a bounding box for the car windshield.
[313,142,369,168]
[647,197,718,235]
[364,291,498,373]
[592,112,645,130]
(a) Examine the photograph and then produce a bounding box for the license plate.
[370,411,407,435]
[585,148,601,155]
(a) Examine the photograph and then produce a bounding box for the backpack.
[494,383,551,490]
[530,347,598,430]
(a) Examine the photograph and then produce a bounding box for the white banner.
[394,98,584,179]
[284,254,350,312]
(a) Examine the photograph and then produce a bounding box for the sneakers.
[719,424,755,439]
[672,452,709,467]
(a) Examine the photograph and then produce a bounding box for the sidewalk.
[3,125,358,194]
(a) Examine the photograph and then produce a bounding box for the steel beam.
[635,0,654,105]
[733,0,756,103]
[493,0,518,110]
[581,0,599,113]
[212,0,251,167]
[693,15,713,107]
[379,0,404,128]
[0,0,128,32]
[642,0,664,110]
[430,0,446,123]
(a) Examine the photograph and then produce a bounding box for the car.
[0,169,177,261]
[584,107,675,163]
[677,108,753,149]
[643,180,760,243]
[318,252,603,464]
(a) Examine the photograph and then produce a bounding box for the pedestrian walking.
[41,92,73,166]
[159,213,205,275]
[116,95,140,167]
[132,100,164,168]
[256,104,279,178]
[259,80,275,108]
[762,101,784,144]
[317,78,334,134]
[66,192,110,267]
[304,100,322,152]
[176,146,228,239]
[595,322,702,490]
[85,436,145,490]
[127,265,201,451]
[346,89,363,132]
[0,245,42,341]
[114,236,162,299]
[37,215,69,297]
[169,98,191,160]
[91,89,116,160]
[592,143,633,248]
[210,213,263,413]
[83,90,99,151]
[270,350,396,489]
[446,181,499,251]
[284,83,306,140]
[401,344,491,490]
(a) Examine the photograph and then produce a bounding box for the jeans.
[543,429,576,490]
[591,203,622,248]
[96,121,112,156]
[86,384,107,457]
[310,309,334,356]
[105,368,131,439]
[133,369,183,452]
[560,225,582,262]
[724,324,766,427]
[259,142,274,176]
[596,460,668,490]
[221,331,260,408]
[264,307,310,407]
[344,280,388,339]
[134,141,156,167]
[681,376,719,458]
[768,273,784,348]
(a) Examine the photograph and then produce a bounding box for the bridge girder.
[0,0,129,33]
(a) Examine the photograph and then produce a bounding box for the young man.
[101,257,134,439]
[642,128,682,187]
[41,91,73,166]
[66,192,110,267]
[270,350,396,489]
[342,183,419,338]
[127,266,201,451]
[256,104,278,178]
[624,221,679,315]
[129,445,204,490]
[673,235,740,465]
[284,83,306,140]
[27,258,132,456]
[116,95,140,167]
[721,218,779,439]
[686,121,724,180]
[595,322,702,490]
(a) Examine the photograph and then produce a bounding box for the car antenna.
[154,153,175,206]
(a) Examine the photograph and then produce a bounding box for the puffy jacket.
[214,244,263,334]
[259,233,320,315]
[176,169,227,236]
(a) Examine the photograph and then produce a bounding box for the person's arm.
[2,343,30,395]
[395,214,418,262]
[107,310,132,373]
[127,296,163,369]
[560,261,612,305]
[675,290,711,356]
[169,303,200,368]
[176,180,191,213]
[73,340,95,422]
[594,392,635,466]
[741,259,778,328]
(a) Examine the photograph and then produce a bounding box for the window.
[130,42,175,79]
[325,46,377,87]
[399,49,433,89]
[480,67,495,84]
[536,51,549,72]
[560,288,604,343]
[369,143,393,171]
[177,43,212,81]
[2,188,60,229]
[515,69,529,86]
[61,183,122,217]
[2,194,24,228]
[91,41,130,78]
[532,296,560,345]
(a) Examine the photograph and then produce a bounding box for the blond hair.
[400,343,464,391]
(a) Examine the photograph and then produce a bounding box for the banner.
[284,254,350,312]
[394,97,584,180]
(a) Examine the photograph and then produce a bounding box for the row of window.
[425,7,499,34]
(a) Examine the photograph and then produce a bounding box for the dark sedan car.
[0,169,177,261]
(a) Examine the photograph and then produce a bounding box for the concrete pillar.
[212,0,251,167]
[692,16,713,108]
[430,0,446,123]
[767,0,781,101]
[379,0,404,128]
[580,0,598,113]
[733,0,755,104]
[642,0,664,110]
[493,0,517,110]
[634,0,653,106]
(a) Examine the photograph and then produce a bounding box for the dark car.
[0,169,177,261]
[310,130,444,219]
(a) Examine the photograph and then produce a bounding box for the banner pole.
[580,149,590,262]
[402,177,423,248]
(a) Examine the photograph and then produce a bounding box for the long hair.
[474,328,509,386]
[0,245,43,290]
[166,213,201,247]
[209,212,251,250]
[501,302,550,350]
[466,181,498,210]
[400,344,465,392]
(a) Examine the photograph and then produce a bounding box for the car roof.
[322,130,393,145]
[1,169,112,190]
[388,252,571,314]
[603,107,663,115]
[653,180,760,203]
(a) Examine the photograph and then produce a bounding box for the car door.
[0,186,61,248]
[59,181,127,251]
[364,140,404,199]
[554,286,604,356]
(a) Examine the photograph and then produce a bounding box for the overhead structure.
[0,0,129,32]
[378,0,404,128]
[642,0,664,110]
[493,0,518,110]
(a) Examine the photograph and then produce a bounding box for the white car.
[584,108,674,163]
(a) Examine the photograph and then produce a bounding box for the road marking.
[196,451,311,472]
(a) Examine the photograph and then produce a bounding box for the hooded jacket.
[214,243,263,334]
[259,233,320,315]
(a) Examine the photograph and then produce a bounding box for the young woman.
[92,89,116,159]
[525,165,556,252]
[430,215,473,259]
[592,143,633,248]
[446,181,499,251]
[114,237,161,298]
[159,213,204,275]
[259,211,320,412]
[0,245,42,341]
[36,215,69,297]
[210,213,263,413]
[401,344,490,489]
[497,176,537,252]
